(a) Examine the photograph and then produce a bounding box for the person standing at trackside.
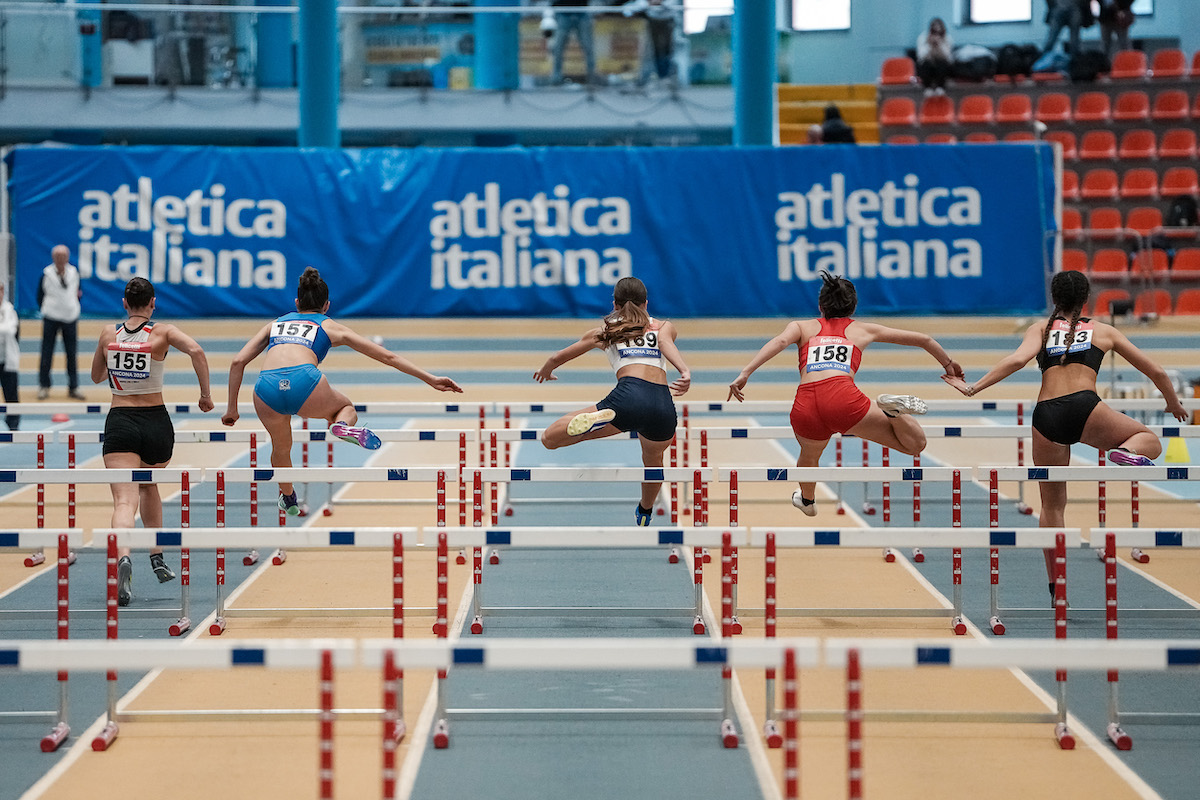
[819,104,857,144]
[943,271,1188,599]
[1098,0,1135,58]
[551,0,597,86]
[0,282,21,431]
[915,17,954,96]
[38,245,85,401]
[727,271,963,516]
[1042,0,1091,58]
[222,267,463,516]
[623,0,676,86]
[533,276,690,526]
[90,277,214,607]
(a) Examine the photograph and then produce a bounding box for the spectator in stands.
[807,124,823,144]
[37,244,84,401]
[819,104,856,145]
[1042,0,1091,58]
[0,282,20,431]
[551,0,597,87]
[915,17,954,96]
[623,0,676,86]
[1098,0,1135,57]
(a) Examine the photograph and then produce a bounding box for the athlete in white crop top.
[534,277,690,526]
[89,277,213,606]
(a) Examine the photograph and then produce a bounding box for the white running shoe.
[877,394,928,416]
[791,490,817,517]
[567,408,616,436]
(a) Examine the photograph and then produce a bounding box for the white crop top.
[604,318,667,374]
[107,321,165,396]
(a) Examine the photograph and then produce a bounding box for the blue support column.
[474,0,520,90]
[732,0,775,146]
[255,0,294,89]
[78,0,102,89]
[298,0,340,147]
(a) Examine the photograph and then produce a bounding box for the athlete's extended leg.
[1033,428,1071,585]
[1080,402,1162,463]
[846,403,928,457]
[255,393,296,499]
[138,477,176,582]
[298,377,380,449]
[792,435,831,515]
[541,405,620,450]
[637,435,674,520]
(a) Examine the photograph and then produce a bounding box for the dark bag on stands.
[1069,50,1111,82]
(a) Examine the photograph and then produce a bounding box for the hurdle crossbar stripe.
[1,639,359,671]
[474,467,704,482]
[0,432,57,444]
[691,425,1200,440]
[58,429,478,445]
[214,467,455,483]
[0,529,86,549]
[749,527,1079,549]
[676,399,1200,414]
[986,466,1198,481]
[823,639,1200,671]
[95,527,415,549]
[484,429,641,442]
[0,401,495,415]
[718,467,960,482]
[0,468,196,484]
[434,527,737,549]
[1091,529,1200,548]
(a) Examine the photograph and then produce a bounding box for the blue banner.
[8,144,1055,318]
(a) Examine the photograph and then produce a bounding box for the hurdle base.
[702,548,711,564]
[24,552,45,567]
[989,616,1006,636]
[763,720,782,749]
[243,550,260,567]
[390,719,407,746]
[912,548,925,563]
[862,502,876,516]
[40,721,70,752]
[272,549,288,566]
[168,616,192,637]
[951,616,967,635]
[883,548,896,563]
[433,719,449,749]
[1016,501,1033,516]
[488,549,500,566]
[1130,548,1149,564]
[470,616,483,635]
[693,616,706,635]
[1107,722,1133,751]
[668,548,680,564]
[322,507,333,517]
[67,550,77,566]
[720,718,738,749]
[91,721,119,751]
[209,617,227,636]
[432,623,446,636]
[455,550,466,566]
[730,616,742,635]
[1054,722,1076,750]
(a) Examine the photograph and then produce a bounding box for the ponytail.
[596,276,651,346]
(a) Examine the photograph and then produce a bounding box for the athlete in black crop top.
[943,271,1187,591]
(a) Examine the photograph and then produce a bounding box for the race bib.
[1045,320,1094,357]
[615,330,660,360]
[107,342,153,384]
[271,319,320,348]
[805,336,856,374]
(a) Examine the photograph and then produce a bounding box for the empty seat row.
[1065,167,1199,201]
[1063,247,1200,277]
[880,49,1200,87]
[1044,128,1196,161]
[1061,205,1197,238]
[1075,288,1200,317]
[886,131,1038,145]
[881,90,1200,128]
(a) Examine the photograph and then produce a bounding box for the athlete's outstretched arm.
[222,324,270,426]
[946,323,1042,396]
[728,321,804,401]
[863,323,963,379]
[330,322,463,393]
[165,325,214,412]
[1109,328,1188,421]
[657,321,691,396]
[533,328,602,383]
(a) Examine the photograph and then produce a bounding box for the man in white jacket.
[0,282,21,429]
[37,244,84,401]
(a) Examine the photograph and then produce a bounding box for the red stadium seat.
[1091,248,1129,277]
[1074,92,1112,123]
[1112,91,1150,122]
[1173,250,1200,279]
[924,133,958,144]
[1087,207,1123,238]
[995,93,1033,124]
[886,134,920,144]
[1193,50,1200,78]
[1044,130,1078,160]
[1159,128,1198,160]
[964,131,998,143]
[1093,289,1132,315]
[1117,129,1156,160]
[880,97,917,126]
[1109,49,1147,79]
[1004,130,1037,142]
[1079,130,1117,160]
[1119,168,1159,200]
[957,94,994,125]
[1081,168,1119,200]
[1151,90,1189,122]
[918,94,955,125]
[1126,206,1164,238]
[1133,250,1169,275]
[1174,289,1200,316]
[1063,248,1088,272]
[1150,48,1187,79]
[1162,167,1200,198]
[1062,208,1083,240]
[1035,93,1072,124]
[1135,289,1172,316]
[1061,169,1080,201]
[880,57,917,86]
[1192,92,1200,120]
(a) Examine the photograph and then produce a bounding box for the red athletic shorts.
[789,376,872,441]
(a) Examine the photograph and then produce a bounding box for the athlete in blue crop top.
[222,267,463,515]
[945,271,1187,592]
[534,276,691,526]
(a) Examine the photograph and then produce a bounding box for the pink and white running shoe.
[1107,448,1153,467]
[331,421,382,450]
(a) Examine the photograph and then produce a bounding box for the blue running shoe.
[1108,448,1153,467]
[635,504,653,526]
[279,491,301,516]
[331,421,382,450]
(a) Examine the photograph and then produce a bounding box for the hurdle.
[0,431,84,567]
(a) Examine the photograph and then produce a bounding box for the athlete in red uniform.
[728,271,963,515]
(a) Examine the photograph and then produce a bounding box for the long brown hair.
[297,266,329,312]
[1040,270,1090,364]
[596,276,650,346]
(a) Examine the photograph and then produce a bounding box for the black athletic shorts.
[103,405,175,465]
[596,376,677,442]
[1032,390,1102,446]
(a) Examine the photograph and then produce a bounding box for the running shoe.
[331,421,382,450]
[279,491,301,516]
[149,553,176,583]
[791,490,817,517]
[117,556,133,607]
[635,504,653,526]
[877,394,928,417]
[1108,448,1154,467]
[567,408,616,437]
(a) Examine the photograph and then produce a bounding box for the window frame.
[964,0,1033,25]
[790,0,852,32]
